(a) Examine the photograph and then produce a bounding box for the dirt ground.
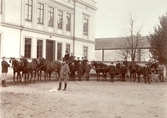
[0,74,167,118]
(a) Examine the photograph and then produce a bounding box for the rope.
[73,81,89,91]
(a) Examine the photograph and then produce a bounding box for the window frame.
[57,10,63,29]
[66,13,71,31]
[83,46,88,58]
[48,6,54,27]
[57,42,62,60]
[83,18,88,35]
[0,0,2,14]
[37,39,43,58]
[37,2,44,24]
[25,0,33,21]
[66,44,70,54]
[24,38,32,58]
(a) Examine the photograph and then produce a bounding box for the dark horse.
[37,57,62,81]
[20,57,38,83]
[9,57,23,83]
[91,61,109,81]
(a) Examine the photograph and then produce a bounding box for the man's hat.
[2,56,6,59]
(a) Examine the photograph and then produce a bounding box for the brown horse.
[37,57,62,81]
[9,57,23,83]
[91,61,109,81]
[20,57,38,83]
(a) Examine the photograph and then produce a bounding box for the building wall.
[0,26,20,58]
[0,0,96,61]
[75,1,96,41]
[95,48,151,62]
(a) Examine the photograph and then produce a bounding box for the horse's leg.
[13,70,16,83]
[96,71,100,81]
[34,70,36,82]
[16,72,19,83]
[23,73,26,84]
[49,72,52,81]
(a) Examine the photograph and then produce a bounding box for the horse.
[148,61,160,82]
[91,61,109,81]
[20,57,38,83]
[37,57,62,81]
[9,57,23,83]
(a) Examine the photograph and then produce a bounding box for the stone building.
[0,0,97,61]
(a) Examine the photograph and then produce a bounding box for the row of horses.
[9,57,62,84]
[91,61,160,82]
[9,57,160,83]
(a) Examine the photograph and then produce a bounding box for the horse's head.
[90,61,97,68]
[9,57,19,67]
[20,57,29,67]
[38,57,46,65]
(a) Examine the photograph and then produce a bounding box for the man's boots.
[57,82,62,90]
[63,83,67,91]
[2,80,7,87]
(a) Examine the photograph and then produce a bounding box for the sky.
[95,0,167,38]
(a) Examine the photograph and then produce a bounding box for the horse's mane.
[91,61,108,68]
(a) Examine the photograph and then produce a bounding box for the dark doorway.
[46,40,55,61]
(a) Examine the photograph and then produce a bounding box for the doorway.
[46,40,55,61]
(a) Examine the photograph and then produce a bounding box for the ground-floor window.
[37,39,43,58]
[57,43,62,60]
[83,46,88,58]
[66,44,70,54]
[24,38,31,58]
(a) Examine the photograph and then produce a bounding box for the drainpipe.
[73,0,76,55]
[19,0,22,58]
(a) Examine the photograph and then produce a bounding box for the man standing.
[143,64,151,84]
[137,65,143,83]
[57,60,70,91]
[120,64,127,82]
[63,51,69,61]
[108,62,115,82]
[77,61,83,81]
[69,62,76,81]
[158,64,164,82]
[1,57,10,87]
[84,61,91,81]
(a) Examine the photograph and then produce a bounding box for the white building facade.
[0,0,97,61]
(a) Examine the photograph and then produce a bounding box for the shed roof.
[95,36,150,50]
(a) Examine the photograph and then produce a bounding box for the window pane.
[57,43,62,60]
[25,38,31,58]
[37,40,43,58]
[25,0,33,21]
[37,3,44,24]
[48,7,54,27]
[66,13,71,31]
[58,10,63,29]
[66,44,70,54]
[83,19,88,35]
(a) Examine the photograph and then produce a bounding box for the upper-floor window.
[58,10,63,29]
[48,6,54,27]
[0,0,2,13]
[37,3,44,24]
[83,18,88,35]
[37,40,43,58]
[25,0,33,21]
[24,38,32,58]
[66,13,71,31]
